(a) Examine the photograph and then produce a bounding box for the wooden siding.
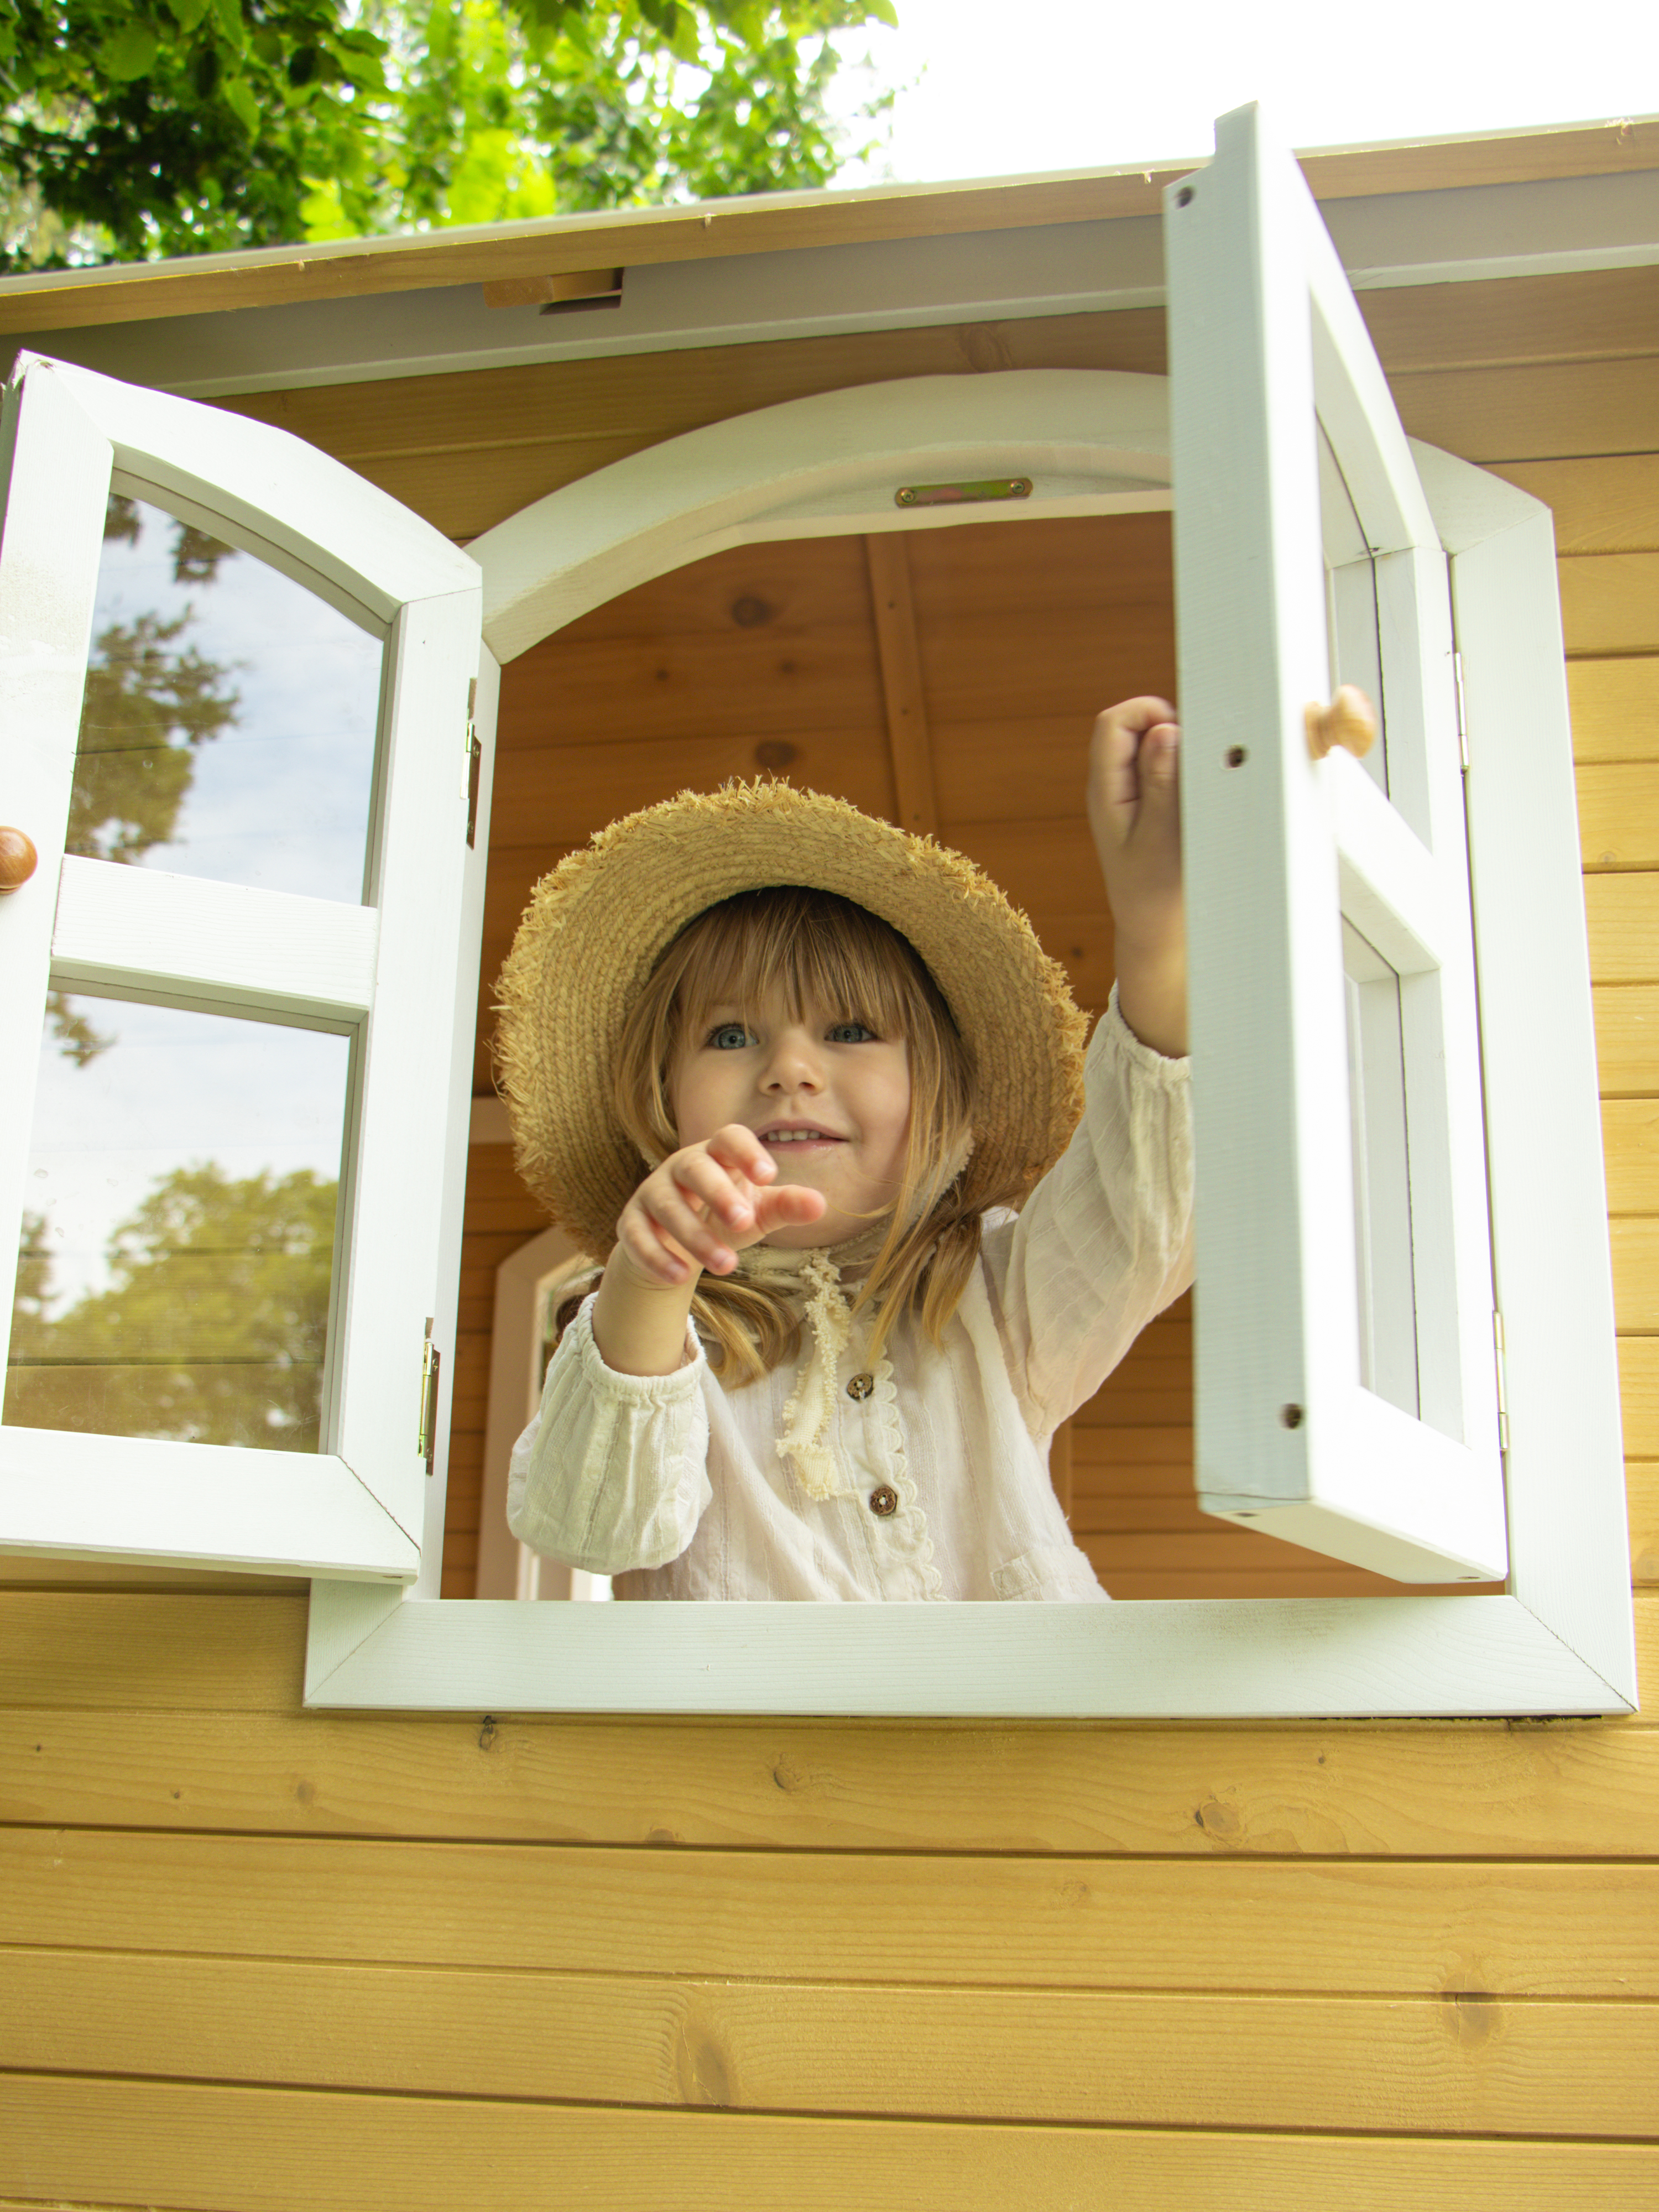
[4,255,1658,2208]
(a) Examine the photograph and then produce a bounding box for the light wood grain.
[1585,873,1659,984]
[904,509,1174,620]
[1577,763,1659,870]
[1364,266,1659,377]
[1561,552,1659,657]
[6,1826,1659,1987]
[3,1647,1657,1853]
[1494,458,1659,555]
[3,2073,1653,2212]
[6,1947,1657,2137]
[1621,1335,1659,1455]
[1393,356,1659,465]
[1630,1460,1658,1585]
[865,534,937,835]
[1595,984,1659,1092]
[1601,1099,1659,1213]
[1612,1218,1659,1329]
[498,623,887,747]
[1570,658,1659,761]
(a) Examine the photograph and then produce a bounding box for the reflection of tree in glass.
[51,497,243,1063]
[6,1166,338,1453]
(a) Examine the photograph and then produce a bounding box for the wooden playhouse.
[0,103,1656,2208]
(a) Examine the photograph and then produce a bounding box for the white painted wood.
[0,363,111,1371]
[473,369,1172,660]
[0,1428,414,1580]
[1422,446,1636,1707]
[414,643,500,1598]
[0,354,486,1586]
[50,855,379,1019]
[23,355,477,622]
[476,1223,579,1602]
[330,586,481,1554]
[1167,106,1505,1584]
[305,1590,1617,1718]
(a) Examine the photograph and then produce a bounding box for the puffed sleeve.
[982,986,1194,1435]
[506,1295,713,1574]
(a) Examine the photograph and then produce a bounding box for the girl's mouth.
[761,1128,845,1147]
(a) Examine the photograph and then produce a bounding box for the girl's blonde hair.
[557,886,998,1384]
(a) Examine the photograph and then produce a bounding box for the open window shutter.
[0,356,490,1580]
[1167,108,1507,1582]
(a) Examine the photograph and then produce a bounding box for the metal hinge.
[417,1317,441,1475]
[1493,1310,1510,1453]
[464,679,481,848]
[1453,652,1469,773]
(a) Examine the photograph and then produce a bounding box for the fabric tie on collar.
[739,1228,888,1501]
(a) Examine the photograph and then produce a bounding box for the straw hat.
[494,780,1088,1257]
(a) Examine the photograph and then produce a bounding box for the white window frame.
[0,354,492,1588]
[309,354,1629,1717]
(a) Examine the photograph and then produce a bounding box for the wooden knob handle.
[0,826,38,894]
[1305,685,1377,762]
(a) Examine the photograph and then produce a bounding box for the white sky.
[830,0,1657,184]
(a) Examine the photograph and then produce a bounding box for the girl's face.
[670,984,912,1248]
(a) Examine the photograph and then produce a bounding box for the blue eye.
[827,1020,875,1044]
[708,1023,755,1050]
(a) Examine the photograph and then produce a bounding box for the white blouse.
[508,994,1194,1602]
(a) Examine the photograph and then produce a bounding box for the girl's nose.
[761,1027,824,1090]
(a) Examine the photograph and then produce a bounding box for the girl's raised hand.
[617,1125,828,1289]
[1087,696,1188,1060]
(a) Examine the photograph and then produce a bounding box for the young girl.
[497,698,1192,1601]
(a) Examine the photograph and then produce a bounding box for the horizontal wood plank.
[1578,763,1659,870]
[3,1630,1657,1851]
[1495,459,1659,557]
[1623,1335,1659,1455]
[5,1828,1659,1991]
[1600,1099,1659,1213]
[6,1947,1656,2137]
[492,731,896,840]
[1595,984,1659,1093]
[1585,874,1659,984]
[1561,552,1659,658]
[1364,265,1659,377]
[1393,356,1659,465]
[1613,1218,1659,1328]
[1630,1460,1658,1586]
[2,2074,1651,2212]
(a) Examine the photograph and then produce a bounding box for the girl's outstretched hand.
[617,1126,827,1289]
[1087,696,1188,1060]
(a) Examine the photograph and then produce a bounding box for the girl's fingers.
[633,1175,740,1275]
[755,1184,827,1230]
[670,1147,758,1231]
[617,1206,694,1287]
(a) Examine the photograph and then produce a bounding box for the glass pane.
[70,493,383,902]
[5,998,351,1452]
[1317,424,1389,800]
[1342,920,1418,1416]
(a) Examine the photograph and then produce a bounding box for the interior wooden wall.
[3,250,1657,2208]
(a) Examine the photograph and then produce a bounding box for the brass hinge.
[1493,1310,1510,1453]
[464,679,481,848]
[418,1317,441,1475]
[1453,652,1469,773]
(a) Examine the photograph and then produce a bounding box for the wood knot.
[731,595,774,628]
[675,2019,734,2106]
[1194,1795,1243,1841]
[477,1715,498,1751]
[1440,1990,1502,2048]
[754,740,797,770]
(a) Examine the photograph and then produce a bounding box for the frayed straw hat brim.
[494,780,1087,1258]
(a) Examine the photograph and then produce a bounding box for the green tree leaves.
[0,0,896,269]
[7,1166,340,1449]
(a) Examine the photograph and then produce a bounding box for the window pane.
[1342,920,1419,1416]
[1317,424,1390,800]
[70,493,383,902]
[5,998,351,1452]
